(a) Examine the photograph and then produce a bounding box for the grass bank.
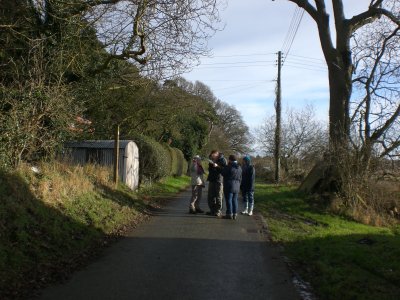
[0,162,189,299]
[256,183,400,300]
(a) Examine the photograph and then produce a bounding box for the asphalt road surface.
[39,188,300,300]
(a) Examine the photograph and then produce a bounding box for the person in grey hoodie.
[189,155,205,214]
[221,155,242,220]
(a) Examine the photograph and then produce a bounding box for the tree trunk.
[328,65,352,150]
[361,141,373,172]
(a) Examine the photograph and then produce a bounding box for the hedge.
[175,148,188,176]
[165,145,188,176]
[131,135,170,182]
[131,135,188,183]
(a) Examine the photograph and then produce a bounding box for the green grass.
[139,176,190,197]
[0,164,189,299]
[256,183,400,300]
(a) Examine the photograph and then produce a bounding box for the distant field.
[256,183,400,300]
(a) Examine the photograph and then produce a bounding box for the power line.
[194,57,326,71]
[281,7,302,55]
[288,54,325,62]
[281,6,305,66]
[196,79,272,82]
[206,52,275,58]
[218,83,270,97]
[199,57,325,67]
[196,64,274,69]
[192,57,326,72]
[284,57,326,66]
[284,10,304,63]
[284,64,328,72]
[200,60,275,66]
[283,60,327,69]
[212,82,270,92]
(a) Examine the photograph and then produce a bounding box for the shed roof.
[65,140,135,149]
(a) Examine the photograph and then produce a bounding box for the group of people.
[189,150,255,220]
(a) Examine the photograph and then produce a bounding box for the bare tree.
[256,105,327,177]
[23,0,224,78]
[351,1,400,166]
[281,0,400,152]
[214,100,251,154]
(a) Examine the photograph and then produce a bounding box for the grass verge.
[256,183,400,300]
[0,162,189,299]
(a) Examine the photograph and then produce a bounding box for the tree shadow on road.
[38,236,299,300]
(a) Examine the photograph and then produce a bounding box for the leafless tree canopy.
[214,100,250,154]
[22,0,224,78]
[256,105,327,176]
[351,0,400,160]
[283,0,400,150]
[87,0,224,77]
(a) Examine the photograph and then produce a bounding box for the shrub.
[164,145,178,176]
[175,148,188,176]
[131,135,170,183]
[0,82,80,169]
[164,145,188,176]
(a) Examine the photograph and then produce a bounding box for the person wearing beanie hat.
[241,155,256,216]
[189,155,205,214]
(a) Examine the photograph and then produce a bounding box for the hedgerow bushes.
[175,148,188,177]
[165,145,188,177]
[131,135,169,182]
[131,135,188,183]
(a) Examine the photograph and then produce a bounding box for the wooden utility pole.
[274,51,282,183]
[113,124,120,186]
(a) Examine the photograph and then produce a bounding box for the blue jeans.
[224,192,239,216]
[242,191,254,210]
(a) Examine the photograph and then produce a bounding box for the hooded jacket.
[221,161,242,194]
[241,163,255,192]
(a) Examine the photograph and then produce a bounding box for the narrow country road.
[38,189,299,300]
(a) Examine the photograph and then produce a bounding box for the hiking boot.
[195,208,204,214]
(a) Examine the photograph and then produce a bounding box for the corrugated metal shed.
[64,140,139,191]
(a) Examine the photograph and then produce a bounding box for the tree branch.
[380,140,400,158]
[349,5,400,32]
[286,0,318,22]
[371,103,400,141]
[84,0,124,7]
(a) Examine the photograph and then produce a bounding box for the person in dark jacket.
[207,150,227,217]
[221,155,242,220]
[241,155,256,216]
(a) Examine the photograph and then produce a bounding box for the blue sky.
[183,0,371,129]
